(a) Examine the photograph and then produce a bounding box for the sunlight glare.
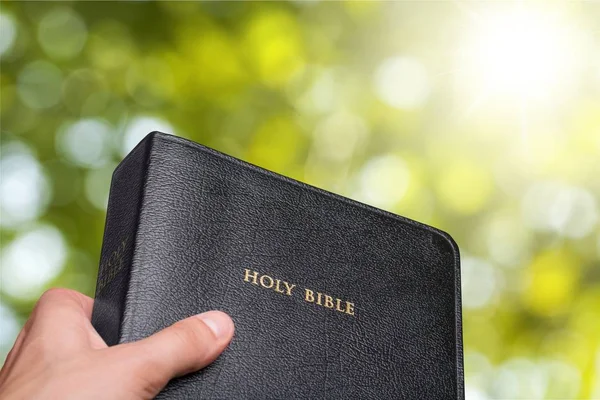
[461,8,578,103]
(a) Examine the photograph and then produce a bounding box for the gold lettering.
[260,275,274,289]
[335,298,344,312]
[324,295,334,308]
[274,279,285,294]
[243,269,259,285]
[241,269,355,317]
[283,281,296,296]
[98,235,130,292]
[305,288,315,303]
[346,302,355,316]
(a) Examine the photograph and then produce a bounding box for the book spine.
[90,137,152,346]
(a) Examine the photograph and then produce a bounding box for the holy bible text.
[243,269,355,316]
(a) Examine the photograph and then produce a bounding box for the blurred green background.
[1,1,600,398]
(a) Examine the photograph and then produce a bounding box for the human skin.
[0,288,235,399]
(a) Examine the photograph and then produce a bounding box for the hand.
[0,288,235,399]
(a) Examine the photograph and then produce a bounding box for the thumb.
[117,310,234,395]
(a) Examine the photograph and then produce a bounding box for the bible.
[91,132,464,399]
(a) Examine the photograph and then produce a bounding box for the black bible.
[91,132,464,399]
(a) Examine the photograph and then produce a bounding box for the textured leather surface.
[91,132,464,400]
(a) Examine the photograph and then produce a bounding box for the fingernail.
[197,311,234,339]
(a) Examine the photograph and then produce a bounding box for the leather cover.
[91,132,464,399]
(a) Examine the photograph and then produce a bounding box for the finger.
[34,288,95,321]
[117,311,234,392]
[0,318,30,386]
[26,288,96,352]
[2,316,32,365]
[1,289,95,382]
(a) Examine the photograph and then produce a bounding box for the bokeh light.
[84,162,118,210]
[461,256,499,309]
[17,60,63,109]
[0,13,17,58]
[57,119,115,168]
[122,116,174,156]
[355,154,410,210]
[38,7,87,60]
[312,111,367,162]
[522,181,599,239]
[0,142,51,228]
[373,56,430,110]
[1,225,67,300]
